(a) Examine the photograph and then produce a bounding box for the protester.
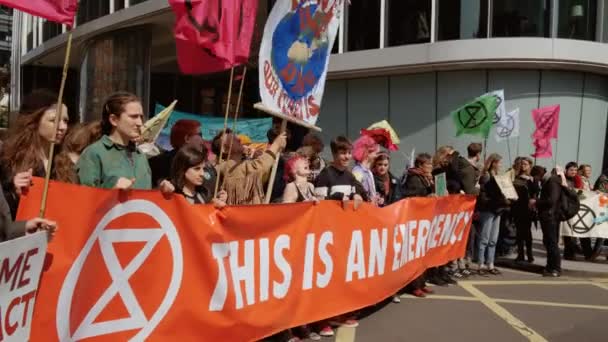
[149,119,204,186]
[0,185,57,242]
[372,153,402,206]
[595,168,608,193]
[77,92,172,193]
[563,162,585,260]
[476,153,509,275]
[578,164,592,191]
[314,136,364,206]
[54,121,102,184]
[282,155,318,203]
[512,157,536,263]
[0,89,69,218]
[170,144,227,206]
[298,132,326,183]
[267,127,293,203]
[402,153,435,297]
[531,166,568,277]
[352,135,381,205]
[212,129,286,205]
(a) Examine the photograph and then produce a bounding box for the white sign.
[258,0,344,126]
[495,108,520,142]
[561,191,608,238]
[0,232,48,341]
[494,174,519,200]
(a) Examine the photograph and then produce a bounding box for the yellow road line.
[591,282,608,291]
[461,280,593,286]
[400,294,478,301]
[460,283,547,341]
[494,298,608,311]
[335,327,356,342]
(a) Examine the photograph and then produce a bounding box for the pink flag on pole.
[532,104,560,140]
[0,0,78,27]
[532,138,553,158]
[169,0,258,74]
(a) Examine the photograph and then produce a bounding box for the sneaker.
[488,268,501,275]
[286,338,300,342]
[442,275,457,285]
[421,287,434,294]
[319,326,334,337]
[428,276,448,286]
[411,289,426,298]
[392,295,401,303]
[461,268,472,276]
[308,332,322,341]
[542,270,560,277]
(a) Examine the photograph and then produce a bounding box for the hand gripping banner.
[18,178,475,341]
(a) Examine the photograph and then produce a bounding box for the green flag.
[452,94,499,138]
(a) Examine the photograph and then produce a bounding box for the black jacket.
[476,174,510,214]
[374,172,403,205]
[537,175,562,222]
[403,171,433,198]
[512,175,534,218]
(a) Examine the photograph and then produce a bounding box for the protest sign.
[0,232,48,341]
[494,174,519,200]
[435,173,448,196]
[561,191,608,238]
[18,178,475,341]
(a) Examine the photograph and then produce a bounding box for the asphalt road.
[327,268,608,342]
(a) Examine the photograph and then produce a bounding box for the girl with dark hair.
[512,157,535,263]
[0,89,69,218]
[77,92,172,194]
[170,145,226,206]
[372,153,402,205]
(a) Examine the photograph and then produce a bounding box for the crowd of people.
[1,90,607,342]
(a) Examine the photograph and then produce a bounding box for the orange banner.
[17,178,475,341]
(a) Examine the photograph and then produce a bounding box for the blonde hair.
[484,153,502,176]
[433,145,454,169]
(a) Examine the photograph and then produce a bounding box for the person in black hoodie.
[402,153,436,296]
[372,153,402,206]
[476,153,510,275]
[512,157,537,263]
[531,166,567,277]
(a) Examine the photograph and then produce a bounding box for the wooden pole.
[221,66,247,189]
[213,67,235,198]
[265,119,287,204]
[39,32,73,218]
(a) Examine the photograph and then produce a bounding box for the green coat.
[77,135,152,190]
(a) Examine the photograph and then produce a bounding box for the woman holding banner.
[0,89,69,219]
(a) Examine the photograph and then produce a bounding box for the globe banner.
[258,0,344,126]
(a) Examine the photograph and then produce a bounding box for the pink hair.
[352,135,379,163]
[284,155,305,182]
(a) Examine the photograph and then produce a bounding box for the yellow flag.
[140,100,177,143]
[367,120,400,145]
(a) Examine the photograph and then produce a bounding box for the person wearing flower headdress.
[352,135,382,206]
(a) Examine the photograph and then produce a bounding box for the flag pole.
[221,66,247,190]
[39,31,73,218]
[214,67,235,198]
[265,119,287,204]
[506,139,512,167]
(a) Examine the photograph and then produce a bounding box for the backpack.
[558,187,580,222]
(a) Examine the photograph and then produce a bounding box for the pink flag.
[531,138,553,158]
[0,0,78,27]
[169,0,258,74]
[532,104,560,140]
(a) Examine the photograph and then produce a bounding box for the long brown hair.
[171,144,208,191]
[1,89,62,176]
[483,153,502,176]
[54,121,103,183]
[433,145,454,169]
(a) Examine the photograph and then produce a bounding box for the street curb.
[496,258,608,279]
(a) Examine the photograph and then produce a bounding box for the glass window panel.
[493,0,551,37]
[437,0,488,41]
[77,0,110,25]
[114,0,125,12]
[388,0,432,46]
[332,28,339,54]
[347,0,380,51]
[130,0,150,5]
[604,2,608,42]
[558,0,597,41]
[42,21,61,42]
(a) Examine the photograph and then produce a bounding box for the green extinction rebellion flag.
[452,94,499,138]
